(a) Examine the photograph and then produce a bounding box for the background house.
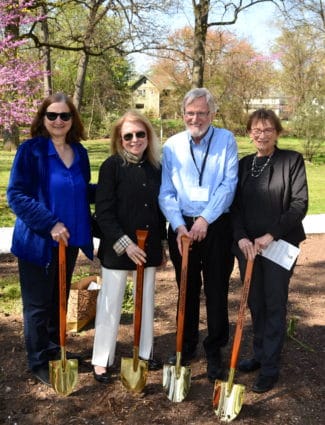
[130,74,175,118]
[248,95,291,120]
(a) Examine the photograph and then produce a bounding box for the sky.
[132,2,281,73]
[230,3,281,53]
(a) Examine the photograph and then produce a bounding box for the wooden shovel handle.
[59,239,67,348]
[230,259,254,369]
[134,230,148,348]
[176,235,192,353]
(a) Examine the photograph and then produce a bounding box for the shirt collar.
[47,138,78,162]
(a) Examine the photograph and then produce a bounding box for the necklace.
[250,153,273,178]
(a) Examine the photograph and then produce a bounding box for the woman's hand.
[238,237,257,260]
[126,242,147,265]
[254,233,274,253]
[51,222,70,245]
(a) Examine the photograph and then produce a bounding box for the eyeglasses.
[184,111,210,118]
[250,128,275,136]
[122,131,146,141]
[45,112,72,121]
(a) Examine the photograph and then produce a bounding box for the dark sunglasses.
[122,131,146,141]
[45,112,72,121]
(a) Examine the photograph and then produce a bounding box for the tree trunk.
[40,4,52,96]
[73,51,89,111]
[3,124,19,150]
[191,0,209,88]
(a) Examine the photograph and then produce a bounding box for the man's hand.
[188,216,208,242]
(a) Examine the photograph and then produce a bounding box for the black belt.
[183,213,230,225]
[183,215,200,224]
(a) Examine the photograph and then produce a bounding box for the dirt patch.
[0,234,324,425]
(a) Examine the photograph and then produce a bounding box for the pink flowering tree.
[0,0,45,149]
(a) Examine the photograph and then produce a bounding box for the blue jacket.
[7,136,95,266]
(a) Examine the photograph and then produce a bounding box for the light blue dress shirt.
[158,125,238,231]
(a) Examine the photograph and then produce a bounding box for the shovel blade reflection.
[213,380,245,423]
[163,364,191,402]
[120,357,148,393]
[49,358,78,396]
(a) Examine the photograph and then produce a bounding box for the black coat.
[96,154,166,270]
[231,147,308,247]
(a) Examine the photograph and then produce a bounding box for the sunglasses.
[122,131,146,141]
[45,112,72,121]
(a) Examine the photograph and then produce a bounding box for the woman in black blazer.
[231,109,308,393]
[91,110,167,383]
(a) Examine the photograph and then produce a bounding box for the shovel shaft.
[134,230,148,348]
[59,240,67,347]
[176,236,191,354]
[230,259,254,369]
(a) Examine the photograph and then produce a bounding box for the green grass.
[1,136,324,227]
[0,136,323,315]
[0,275,22,315]
[236,136,325,214]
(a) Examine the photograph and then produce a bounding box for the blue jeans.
[18,246,78,371]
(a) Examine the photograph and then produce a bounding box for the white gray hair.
[182,88,217,114]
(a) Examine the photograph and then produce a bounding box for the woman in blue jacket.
[7,93,95,386]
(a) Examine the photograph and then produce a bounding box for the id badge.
[189,186,209,202]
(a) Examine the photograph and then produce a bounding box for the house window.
[135,104,144,109]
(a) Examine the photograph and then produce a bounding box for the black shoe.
[252,374,278,393]
[238,358,261,373]
[33,366,51,386]
[167,349,196,366]
[66,351,84,361]
[207,356,223,382]
[93,367,109,384]
[143,358,163,371]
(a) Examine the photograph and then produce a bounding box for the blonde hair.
[110,110,161,168]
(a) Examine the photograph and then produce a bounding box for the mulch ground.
[0,234,324,424]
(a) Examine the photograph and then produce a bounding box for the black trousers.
[236,251,293,376]
[168,213,234,359]
[18,246,79,371]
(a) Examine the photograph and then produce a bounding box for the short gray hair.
[182,88,217,114]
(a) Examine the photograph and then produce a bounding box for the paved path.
[0,214,324,255]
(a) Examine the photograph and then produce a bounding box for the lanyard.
[189,128,214,186]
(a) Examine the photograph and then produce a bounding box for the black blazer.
[96,154,166,270]
[232,147,308,247]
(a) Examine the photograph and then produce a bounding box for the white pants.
[92,266,156,367]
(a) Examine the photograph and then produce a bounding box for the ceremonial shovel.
[213,259,254,422]
[121,229,149,392]
[163,235,192,402]
[49,240,78,396]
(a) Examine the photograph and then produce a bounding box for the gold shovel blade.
[49,358,78,396]
[120,357,148,393]
[162,364,191,402]
[213,380,245,423]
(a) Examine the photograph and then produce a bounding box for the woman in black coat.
[91,110,167,383]
[231,109,308,393]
